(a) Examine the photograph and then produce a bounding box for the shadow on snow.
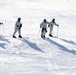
[59,38,76,45]
[20,38,45,53]
[47,39,76,55]
[0,43,7,49]
[0,36,10,49]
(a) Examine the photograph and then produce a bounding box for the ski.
[22,37,29,39]
[46,36,58,39]
[41,37,49,40]
[13,36,29,39]
[53,36,58,38]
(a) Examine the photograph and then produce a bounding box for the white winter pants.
[41,30,46,37]
[13,27,21,36]
[49,26,53,35]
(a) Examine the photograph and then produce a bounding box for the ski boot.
[13,35,16,38]
[19,35,22,38]
[49,34,53,37]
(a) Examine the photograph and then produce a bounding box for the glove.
[18,24,22,29]
[20,23,22,27]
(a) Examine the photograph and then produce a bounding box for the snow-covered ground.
[0,0,76,75]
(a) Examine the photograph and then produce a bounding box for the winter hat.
[44,19,46,22]
[18,17,21,20]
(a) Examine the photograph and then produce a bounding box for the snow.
[0,0,76,75]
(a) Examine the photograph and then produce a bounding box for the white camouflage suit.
[40,19,49,38]
[48,19,58,36]
[13,18,22,37]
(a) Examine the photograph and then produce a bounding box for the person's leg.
[18,29,22,38]
[42,30,46,38]
[41,31,43,38]
[49,27,53,37]
[13,28,17,38]
[41,28,45,38]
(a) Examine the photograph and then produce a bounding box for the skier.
[0,22,3,24]
[13,17,22,38]
[40,19,49,39]
[48,18,59,37]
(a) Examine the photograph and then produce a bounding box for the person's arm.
[19,23,22,29]
[46,21,50,25]
[16,21,21,28]
[40,22,43,28]
[54,22,59,27]
[46,21,50,27]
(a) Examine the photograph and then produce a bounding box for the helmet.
[43,19,46,22]
[52,18,55,23]
[18,17,21,20]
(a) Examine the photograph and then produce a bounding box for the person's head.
[18,17,21,22]
[43,19,46,23]
[52,18,55,23]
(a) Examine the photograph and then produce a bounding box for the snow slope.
[0,0,76,75]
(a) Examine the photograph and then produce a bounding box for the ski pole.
[37,28,41,37]
[57,26,59,38]
[0,23,5,34]
[52,29,54,36]
[2,24,5,33]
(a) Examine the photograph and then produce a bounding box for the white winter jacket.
[15,20,21,29]
[48,21,58,33]
[40,21,49,29]
[48,21,58,28]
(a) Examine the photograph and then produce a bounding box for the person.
[48,18,59,37]
[0,22,3,24]
[40,19,49,39]
[13,17,22,38]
